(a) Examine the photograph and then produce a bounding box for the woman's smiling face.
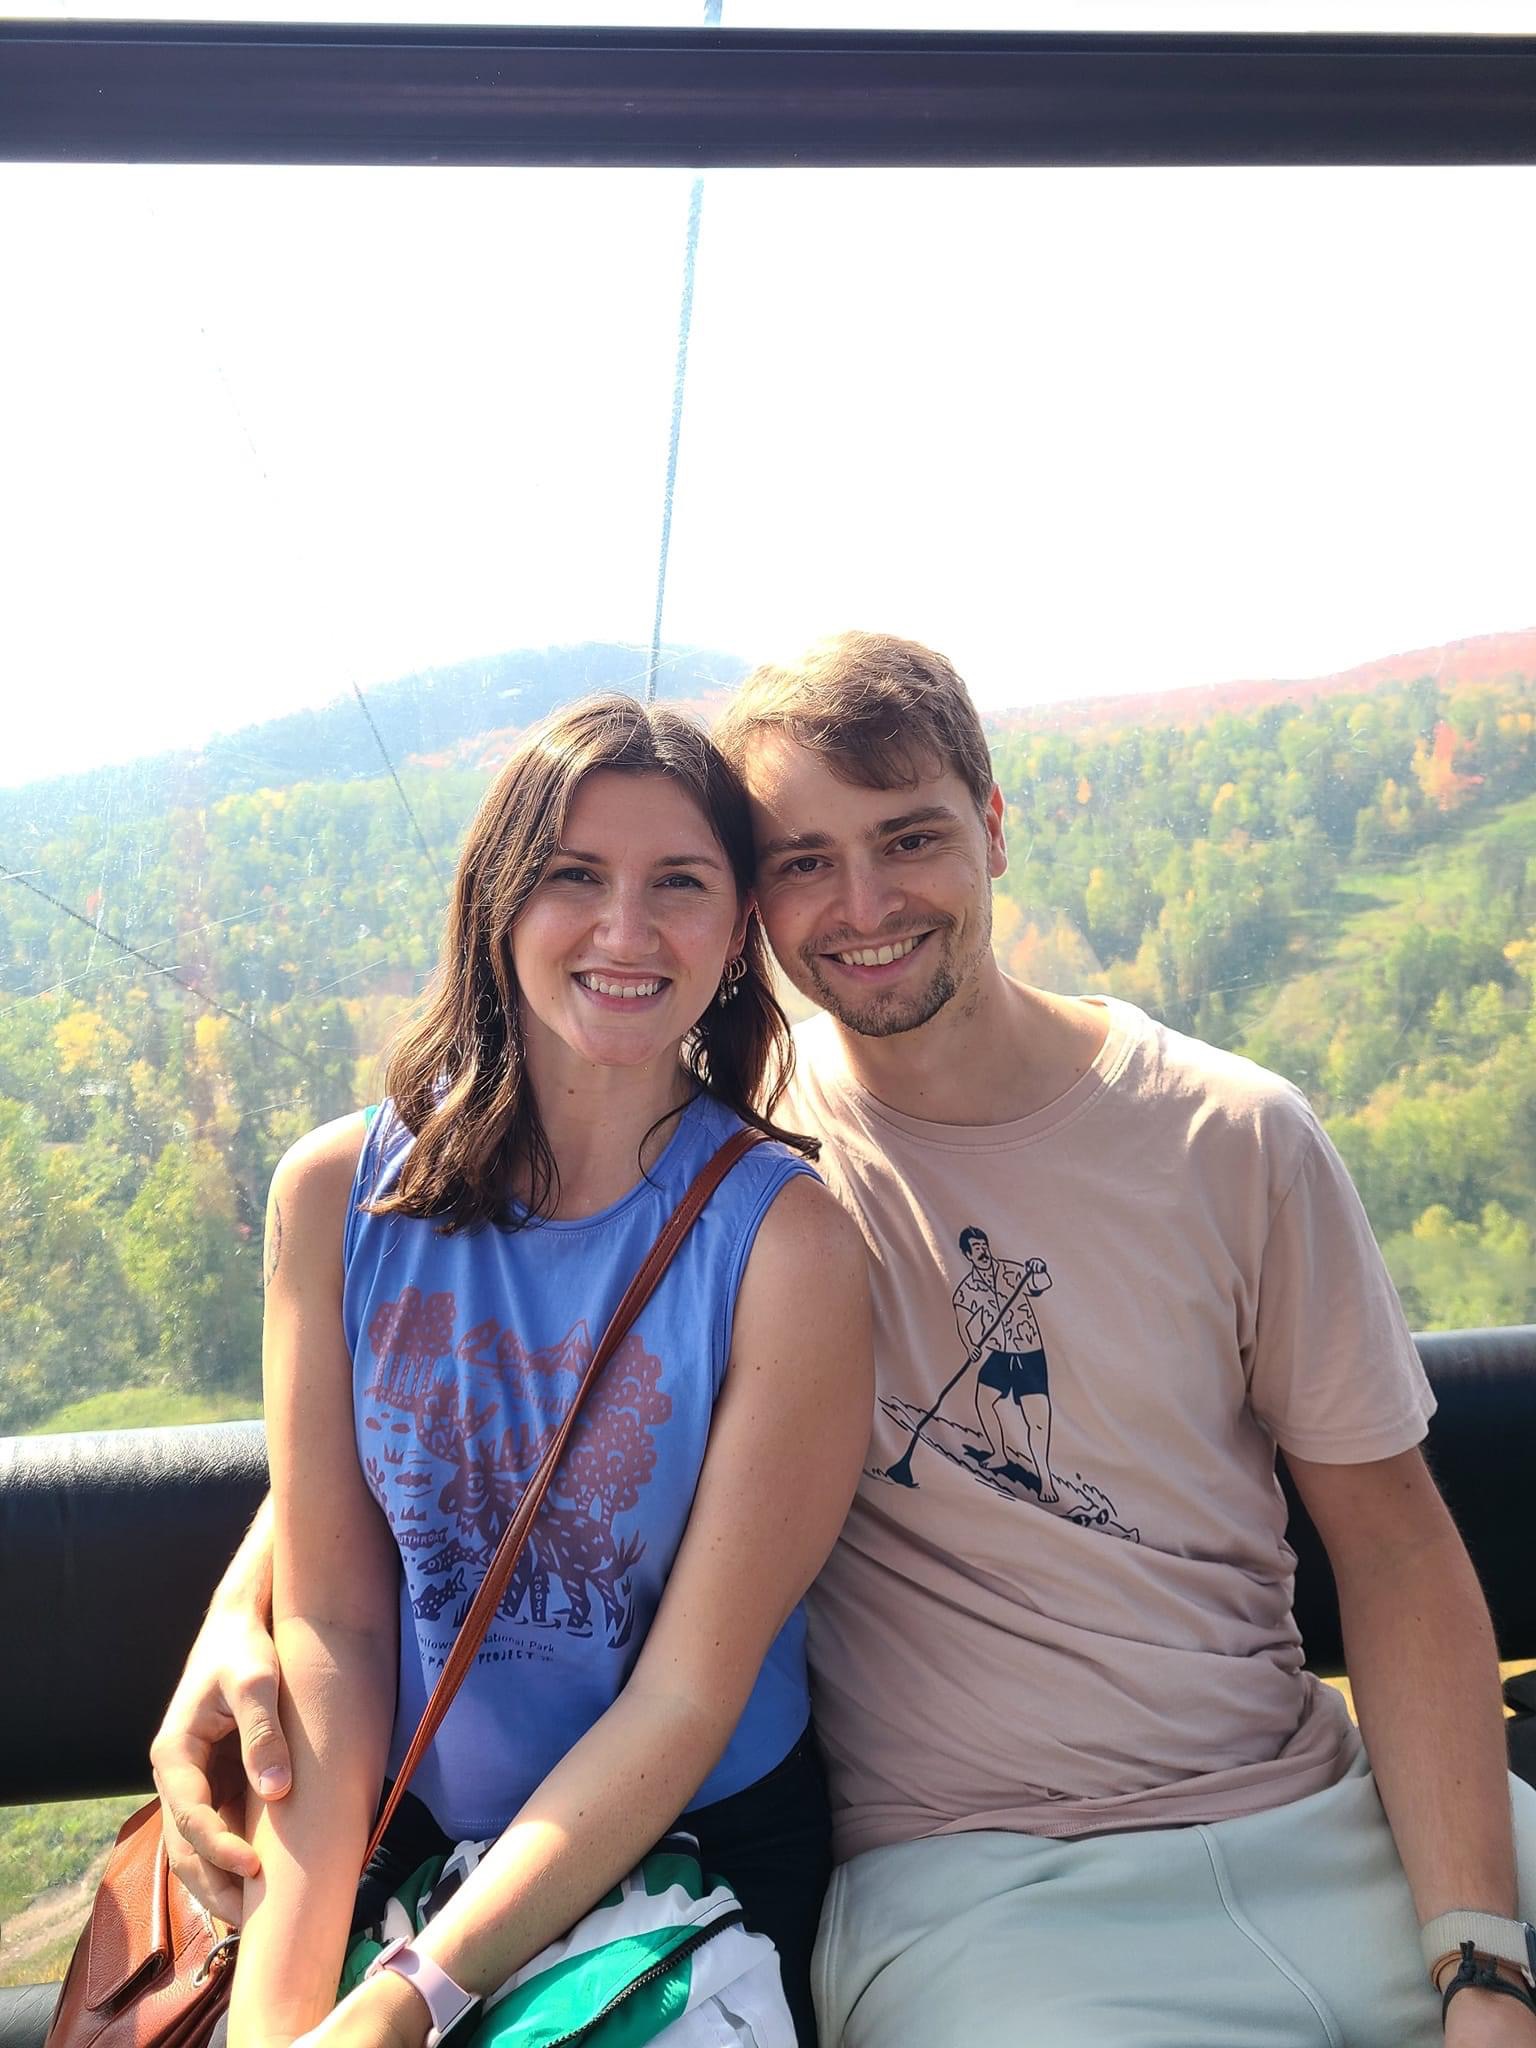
[510,769,748,1077]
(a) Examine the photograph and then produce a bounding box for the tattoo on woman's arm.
[264,1199,283,1289]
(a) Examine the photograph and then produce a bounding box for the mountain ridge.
[7,626,1532,828]
[1007,625,1536,736]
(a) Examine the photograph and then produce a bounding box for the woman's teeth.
[833,936,924,968]
[577,974,664,999]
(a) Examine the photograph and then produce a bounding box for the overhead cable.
[349,680,447,889]
[646,0,722,704]
[0,863,325,1073]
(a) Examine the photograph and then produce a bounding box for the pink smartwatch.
[364,1938,479,2048]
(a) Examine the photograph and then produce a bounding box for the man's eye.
[782,856,824,877]
[893,834,934,854]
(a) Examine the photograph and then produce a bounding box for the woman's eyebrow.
[557,846,724,870]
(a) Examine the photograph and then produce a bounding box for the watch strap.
[366,1937,478,2048]
[1420,1911,1536,1986]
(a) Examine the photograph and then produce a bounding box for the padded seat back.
[1286,1327,1536,1674]
[1,1326,1533,1804]
[0,1421,268,1804]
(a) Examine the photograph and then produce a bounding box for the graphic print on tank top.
[361,1285,671,1648]
[875,1224,1138,1542]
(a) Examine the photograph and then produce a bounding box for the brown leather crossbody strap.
[364,1123,766,1862]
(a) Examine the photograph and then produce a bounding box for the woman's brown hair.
[369,692,815,1233]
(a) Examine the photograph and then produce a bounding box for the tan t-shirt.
[784,998,1435,1861]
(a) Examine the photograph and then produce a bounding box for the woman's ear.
[730,892,756,961]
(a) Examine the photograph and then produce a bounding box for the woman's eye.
[548,866,596,885]
[659,872,705,889]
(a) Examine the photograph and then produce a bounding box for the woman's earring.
[717,955,747,1007]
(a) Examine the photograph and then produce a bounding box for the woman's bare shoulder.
[751,1170,865,1275]
[272,1110,370,1197]
[734,1173,870,1365]
[265,1112,371,1280]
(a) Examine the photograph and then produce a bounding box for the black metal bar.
[1,23,1533,168]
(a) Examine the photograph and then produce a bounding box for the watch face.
[435,2004,480,2048]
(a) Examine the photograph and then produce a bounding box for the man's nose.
[837,859,905,935]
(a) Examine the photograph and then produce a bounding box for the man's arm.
[151,1485,288,1921]
[1288,1447,1534,2044]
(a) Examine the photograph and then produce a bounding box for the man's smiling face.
[743,733,1007,1040]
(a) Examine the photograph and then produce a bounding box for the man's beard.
[796,921,965,1039]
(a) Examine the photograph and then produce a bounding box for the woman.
[225,695,872,2048]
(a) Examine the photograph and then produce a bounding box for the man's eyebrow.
[757,829,835,859]
[873,804,962,837]
[756,807,961,859]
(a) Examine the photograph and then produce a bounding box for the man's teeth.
[578,975,664,999]
[834,936,924,968]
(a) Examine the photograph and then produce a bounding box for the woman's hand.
[291,1975,431,2048]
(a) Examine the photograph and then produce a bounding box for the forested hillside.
[0,640,745,842]
[2,663,1533,1437]
[989,673,1536,1329]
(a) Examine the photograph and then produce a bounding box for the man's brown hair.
[714,631,995,811]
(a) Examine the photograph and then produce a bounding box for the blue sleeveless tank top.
[342,1090,816,1840]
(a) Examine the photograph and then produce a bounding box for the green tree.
[118,1142,262,1395]
[1383,1202,1536,1332]
[0,1100,147,1431]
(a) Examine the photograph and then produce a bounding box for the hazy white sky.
[3,44,1534,784]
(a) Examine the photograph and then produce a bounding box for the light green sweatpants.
[813,1755,1536,2047]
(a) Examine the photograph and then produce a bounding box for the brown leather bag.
[46,1127,764,2048]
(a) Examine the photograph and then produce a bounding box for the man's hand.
[1443,1984,1536,2046]
[150,1601,292,1924]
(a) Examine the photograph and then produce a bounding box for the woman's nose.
[595,885,655,957]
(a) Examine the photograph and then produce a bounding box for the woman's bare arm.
[226,1116,401,2048]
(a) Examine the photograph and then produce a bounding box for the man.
[156,633,1535,2044]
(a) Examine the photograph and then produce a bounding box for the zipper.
[543,1907,745,2047]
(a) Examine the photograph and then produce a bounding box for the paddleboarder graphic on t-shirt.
[952,1226,1059,1502]
[878,1226,1135,1538]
